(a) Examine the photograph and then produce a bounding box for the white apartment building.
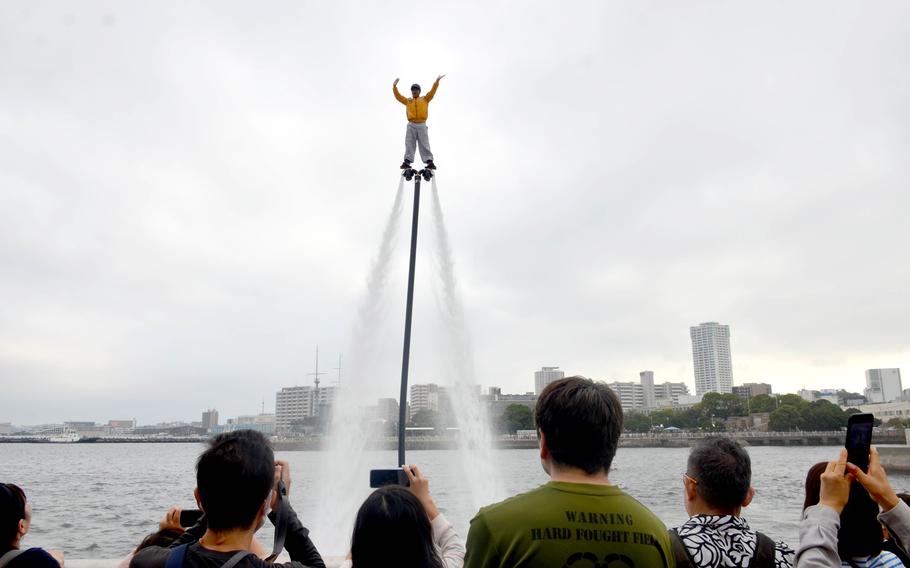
[534,367,565,394]
[653,382,690,407]
[865,369,903,403]
[605,380,689,411]
[690,322,734,395]
[275,385,338,432]
[409,383,451,419]
[605,381,644,410]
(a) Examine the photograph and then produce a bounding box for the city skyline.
[3,362,899,428]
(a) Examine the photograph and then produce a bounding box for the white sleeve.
[338,559,353,568]
[431,513,465,568]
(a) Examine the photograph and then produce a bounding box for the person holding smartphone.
[130,430,325,568]
[342,464,464,568]
[796,447,910,567]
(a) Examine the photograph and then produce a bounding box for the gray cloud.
[1,1,908,424]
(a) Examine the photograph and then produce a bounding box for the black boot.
[400,161,411,170]
[425,160,437,170]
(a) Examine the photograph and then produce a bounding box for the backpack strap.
[264,480,289,562]
[220,551,252,568]
[751,532,777,568]
[165,543,189,568]
[667,529,695,568]
[0,549,26,568]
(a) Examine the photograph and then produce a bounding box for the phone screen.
[846,418,874,471]
[369,469,410,488]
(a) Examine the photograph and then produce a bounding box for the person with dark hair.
[130,429,325,568]
[118,507,270,568]
[393,75,444,170]
[796,447,910,567]
[671,437,794,568]
[0,483,62,567]
[464,376,673,568]
[341,464,464,568]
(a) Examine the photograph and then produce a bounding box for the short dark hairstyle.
[350,486,443,568]
[804,461,882,558]
[0,483,26,547]
[687,437,751,511]
[534,376,623,475]
[196,430,275,531]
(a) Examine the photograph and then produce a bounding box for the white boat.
[48,431,81,443]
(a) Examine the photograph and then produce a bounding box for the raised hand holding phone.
[848,446,901,511]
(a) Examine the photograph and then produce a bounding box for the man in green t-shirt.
[464,376,674,568]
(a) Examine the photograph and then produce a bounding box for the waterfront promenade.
[268,429,907,451]
[3,429,903,450]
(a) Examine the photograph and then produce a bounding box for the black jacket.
[130,503,325,568]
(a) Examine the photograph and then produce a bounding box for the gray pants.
[403,122,433,164]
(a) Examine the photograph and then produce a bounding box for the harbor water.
[4,443,910,560]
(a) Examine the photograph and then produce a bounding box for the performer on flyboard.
[393,74,445,170]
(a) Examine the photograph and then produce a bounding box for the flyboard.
[369,165,434,488]
[402,167,434,182]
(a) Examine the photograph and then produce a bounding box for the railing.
[621,430,904,439]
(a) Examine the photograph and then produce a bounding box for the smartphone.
[846,413,874,472]
[369,468,410,488]
[179,509,204,527]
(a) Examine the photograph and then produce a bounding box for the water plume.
[429,176,504,511]
[308,177,405,551]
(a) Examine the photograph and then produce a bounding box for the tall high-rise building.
[690,322,733,395]
[534,367,565,394]
[201,409,219,431]
[865,369,903,403]
[639,371,656,409]
[275,385,338,433]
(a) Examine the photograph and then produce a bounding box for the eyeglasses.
[682,473,698,485]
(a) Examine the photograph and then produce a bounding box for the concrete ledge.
[878,446,910,473]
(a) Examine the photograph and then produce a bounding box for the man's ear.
[741,486,755,508]
[684,477,698,502]
[17,518,27,540]
[538,430,549,461]
[194,487,204,511]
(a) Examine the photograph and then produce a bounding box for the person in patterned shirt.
[671,437,795,568]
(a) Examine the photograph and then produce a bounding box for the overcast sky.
[1,1,908,425]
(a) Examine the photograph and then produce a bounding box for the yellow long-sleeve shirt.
[393,79,440,123]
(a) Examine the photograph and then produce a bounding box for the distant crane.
[308,346,327,416]
[334,353,343,386]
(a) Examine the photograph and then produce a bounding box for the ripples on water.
[3,443,910,558]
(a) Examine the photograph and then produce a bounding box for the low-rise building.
[844,400,910,421]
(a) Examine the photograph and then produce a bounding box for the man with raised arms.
[464,376,674,567]
[393,75,444,171]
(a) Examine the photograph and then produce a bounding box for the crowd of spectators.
[3,376,909,568]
